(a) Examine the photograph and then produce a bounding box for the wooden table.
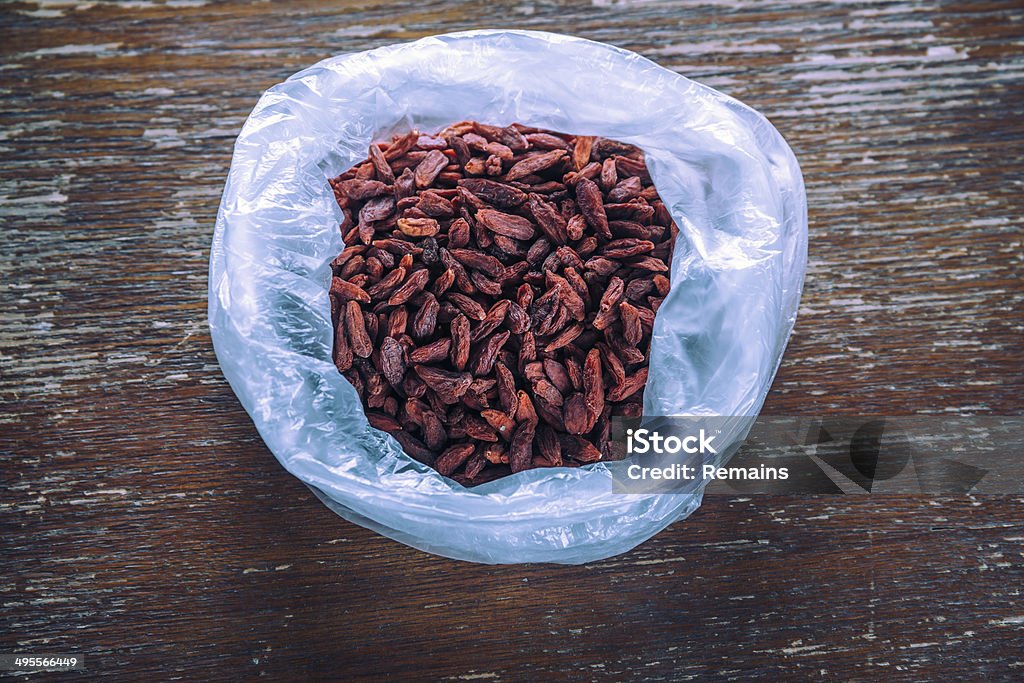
[3,1,1021,679]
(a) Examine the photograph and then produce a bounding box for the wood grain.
[1,0,1022,679]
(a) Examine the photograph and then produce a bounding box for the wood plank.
[1,0,1021,678]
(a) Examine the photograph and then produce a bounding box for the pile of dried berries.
[327,121,675,485]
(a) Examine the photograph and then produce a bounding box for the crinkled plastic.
[209,30,807,564]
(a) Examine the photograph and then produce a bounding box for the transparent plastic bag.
[209,30,807,564]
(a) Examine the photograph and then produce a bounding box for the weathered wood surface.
[2,0,1022,679]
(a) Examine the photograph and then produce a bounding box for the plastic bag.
[209,30,807,564]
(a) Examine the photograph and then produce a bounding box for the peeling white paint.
[19,42,122,58]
